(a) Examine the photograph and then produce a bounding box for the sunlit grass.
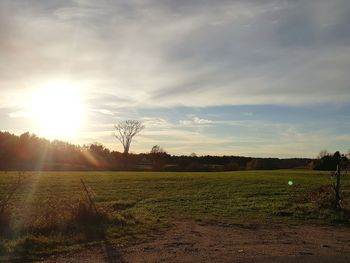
[0,170,349,260]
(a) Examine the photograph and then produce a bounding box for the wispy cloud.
[1,0,350,109]
[1,0,350,156]
[179,116,213,126]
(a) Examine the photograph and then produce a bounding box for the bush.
[297,185,337,209]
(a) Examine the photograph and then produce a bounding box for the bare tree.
[114,120,144,157]
[317,149,330,159]
[150,145,165,154]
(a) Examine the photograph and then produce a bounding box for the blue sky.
[1,0,350,157]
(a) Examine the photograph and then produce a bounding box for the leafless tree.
[114,120,144,156]
[317,149,330,159]
[150,145,165,154]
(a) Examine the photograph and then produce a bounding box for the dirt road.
[42,221,350,263]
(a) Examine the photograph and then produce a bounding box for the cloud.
[89,109,114,116]
[179,116,213,126]
[141,117,173,128]
[0,0,349,110]
[1,0,350,157]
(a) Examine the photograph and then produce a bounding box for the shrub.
[297,185,338,210]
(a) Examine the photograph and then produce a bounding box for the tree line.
[312,150,349,171]
[0,130,320,171]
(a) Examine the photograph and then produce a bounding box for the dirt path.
[41,221,350,263]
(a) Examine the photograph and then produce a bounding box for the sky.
[1,0,350,158]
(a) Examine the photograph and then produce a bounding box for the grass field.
[0,170,350,261]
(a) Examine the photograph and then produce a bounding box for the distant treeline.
[312,151,349,171]
[0,131,329,172]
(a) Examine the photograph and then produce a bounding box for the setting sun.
[30,82,85,139]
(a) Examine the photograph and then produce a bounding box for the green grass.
[0,170,349,260]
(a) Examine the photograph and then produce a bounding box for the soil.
[40,221,350,263]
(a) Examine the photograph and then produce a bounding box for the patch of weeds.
[296,185,335,209]
[292,185,350,224]
[0,208,12,236]
[292,203,319,219]
[1,174,32,237]
[329,209,350,224]
[112,200,136,211]
[274,211,293,217]
[20,198,79,235]
[116,210,139,225]
[19,199,113,246]
[12,235,60,261]
[71,201,109,225]
[26,209,70,234]
[0,239,7,254]
[68,201,111,240]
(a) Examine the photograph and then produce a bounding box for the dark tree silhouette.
[114,120,144,168]
[0,131,313,172]
[333,152,348,209]
[150,145,167,171]
[150,145,164,154]
[317,149,330,159]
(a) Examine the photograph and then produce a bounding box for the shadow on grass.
[2,201,129,263]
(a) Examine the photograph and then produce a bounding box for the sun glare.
[30,82,85,139]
